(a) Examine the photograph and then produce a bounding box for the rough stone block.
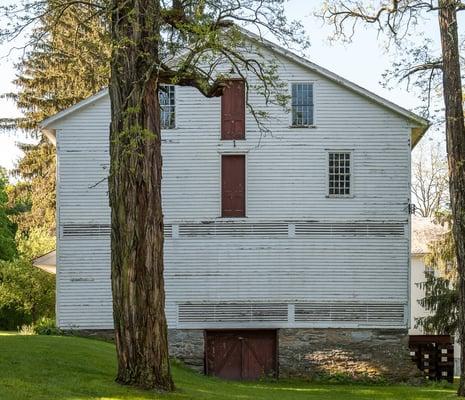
[278,328,419,382]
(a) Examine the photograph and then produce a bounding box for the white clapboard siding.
[52,46,416,330]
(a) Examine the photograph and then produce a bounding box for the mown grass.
[0,333,457,400]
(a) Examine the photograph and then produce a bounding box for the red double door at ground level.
[205,330,277,380]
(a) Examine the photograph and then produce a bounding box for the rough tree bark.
[438,1,465,396]
[108,0,174,391]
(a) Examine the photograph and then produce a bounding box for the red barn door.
[205,330,277,380]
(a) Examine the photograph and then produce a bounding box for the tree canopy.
[4,1,111,237]
[8,139,56,235]
[319,1,465,396]
[0,0,310,391]
[417,212,458,334]
[1,2,110,131]
[0,170,17,261]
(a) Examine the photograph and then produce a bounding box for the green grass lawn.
[0,333,457,400]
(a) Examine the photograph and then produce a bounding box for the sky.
[0,0,446,172]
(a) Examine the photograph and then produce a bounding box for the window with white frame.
[160,85,175,129]
[291,83,314,126]
[328,152,351,196]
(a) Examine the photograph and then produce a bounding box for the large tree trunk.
[438,1,465,396]
[108,0,174,391]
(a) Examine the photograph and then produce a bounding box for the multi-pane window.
[291,83,314,126]
[160,85,175,129]
[328,152,351,196]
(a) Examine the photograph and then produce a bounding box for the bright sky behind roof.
[0,0,449,173]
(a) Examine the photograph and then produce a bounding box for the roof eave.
[39,29,430,139]
[239,28,430,132]
[40,89,108,130]
[411,124,431,149]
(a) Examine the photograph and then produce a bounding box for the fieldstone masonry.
[278,328,418,382]
[168,329,205,372]
[74,328,418,381]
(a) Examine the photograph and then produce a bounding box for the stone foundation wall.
[168,329,205,372]
[278,328,418,382]
[68,327,417,382]
[68,328,205,372]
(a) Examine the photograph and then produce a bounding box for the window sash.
[328,152,351,197]
[160,85,175,129]
[291,83,314,126]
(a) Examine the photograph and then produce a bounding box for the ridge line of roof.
[239,28,429,128]
[41,28,429,133]
[41,89,108,128]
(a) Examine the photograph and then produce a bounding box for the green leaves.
[417,212,458,334]
[417,271,458,334]
[0,257,55,330]
[0,170,17,262]
[8,139,56,236]
[7,3,110,131]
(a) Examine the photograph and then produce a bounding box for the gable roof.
[41,28,429,145]
[41,89,108,130]
[241,29,429,145]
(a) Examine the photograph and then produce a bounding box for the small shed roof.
[411,216,447,255]
[33,250,56,274]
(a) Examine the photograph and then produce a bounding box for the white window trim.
[325,150,354,198]
[289,81,317,128]
[160,84,176,130]
[218,152,248,219]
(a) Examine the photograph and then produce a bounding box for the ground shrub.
[0,258,55,330]
[33,317,61,335]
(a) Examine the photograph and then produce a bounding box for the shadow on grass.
[0,334,457,400]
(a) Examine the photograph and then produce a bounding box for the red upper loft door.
[221,80,245,140]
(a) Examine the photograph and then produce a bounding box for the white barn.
[41,33,429,380]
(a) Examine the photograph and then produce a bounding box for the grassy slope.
[0,333,457,400]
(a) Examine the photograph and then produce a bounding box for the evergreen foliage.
[0,2,111,332]
[0,170,17,261]
[2,3,110,131]
[417,212,458,334]
[4,2,110,236]
[8,139,56,234]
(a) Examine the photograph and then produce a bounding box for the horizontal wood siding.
[54,49,413,330]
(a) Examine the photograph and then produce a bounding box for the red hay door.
[205,330,277,380]
[221,155,246,217]
[221,80,245,140]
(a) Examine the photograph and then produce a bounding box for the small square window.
[160,85,175,129]
[291,83,314,126]
[328,152,352,197]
